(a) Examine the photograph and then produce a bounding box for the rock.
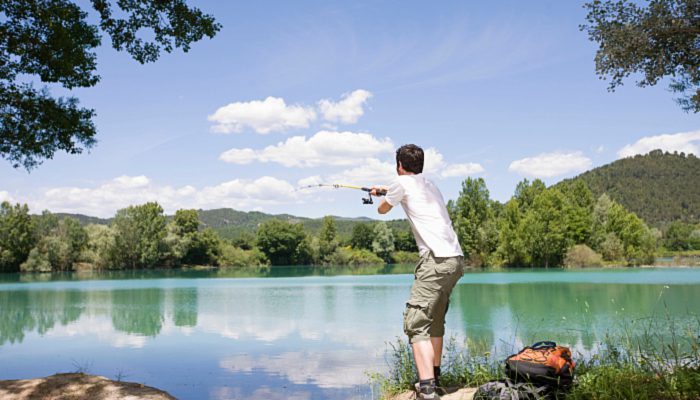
[0,373,176,400]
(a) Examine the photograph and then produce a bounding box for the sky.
[1,0,698,219]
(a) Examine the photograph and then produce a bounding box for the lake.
[1,267,699,399]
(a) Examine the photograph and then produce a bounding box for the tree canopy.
[581,0,700,112]
[0,0,220,169]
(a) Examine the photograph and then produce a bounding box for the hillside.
[58,208,410,240]
[557,150,700,226]
[199,209,409,240]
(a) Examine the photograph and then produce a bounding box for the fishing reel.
[360,188,386,205]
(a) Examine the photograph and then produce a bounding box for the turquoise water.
[0,267,699,399]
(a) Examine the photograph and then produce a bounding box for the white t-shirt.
[384,174,463,258]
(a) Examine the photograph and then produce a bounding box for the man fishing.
[371,144,464,400]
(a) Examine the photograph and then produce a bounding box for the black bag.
[474,379,549,400]
[505,341,575,389]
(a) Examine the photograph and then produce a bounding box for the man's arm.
[371,186,393,214]
[377,199,393,214]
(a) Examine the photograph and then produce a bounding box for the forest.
[2,174,698,273]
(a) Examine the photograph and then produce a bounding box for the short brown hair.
[396,144,424,173]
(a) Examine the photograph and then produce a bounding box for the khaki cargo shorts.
[403,252,464,343]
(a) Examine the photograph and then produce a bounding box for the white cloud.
[307,148,484,186]
[220,350,375,389]
[508,151,592,178]
[219,130,394,167]
[318,89,372,124]
[208,97,317,134]
[218,148,258,164]
[0,191,13,203]
[440,163,485,178]
[28,175,300,218]
[422,147,446,174]
[327,158,397,186]
[297,176,323,187]
[617,130,700,158]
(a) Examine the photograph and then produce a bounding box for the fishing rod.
[297,184,387,204]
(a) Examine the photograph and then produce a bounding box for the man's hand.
[371,185,392,214]
[370,185,388,197]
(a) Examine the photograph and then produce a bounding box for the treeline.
[0,202,417,273]
[447,178,660,267]
[1,175,696,272]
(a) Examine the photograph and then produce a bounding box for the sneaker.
[414,382,441,400]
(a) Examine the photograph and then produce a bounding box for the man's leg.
[412,340,435,379]
[431,336,443,366]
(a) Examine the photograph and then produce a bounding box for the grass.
[371,314,700,400]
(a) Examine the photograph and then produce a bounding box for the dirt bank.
[0,373,176,400]
[392,387,477,400]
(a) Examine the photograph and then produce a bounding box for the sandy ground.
[392,387,477,400]
[0,373,176,400]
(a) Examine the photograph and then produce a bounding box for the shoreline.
[0,373,176,400]
[3,260,699,275]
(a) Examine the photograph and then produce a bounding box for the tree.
[350,223,374,250]
[522,188,571,268]
[173,209,200,235]
[256,219,310,265]
[560,180,595,245]
[664,221,695,250]
[21,216,88,271]
[0,202,36,272]
[372,222,394,262]
[393,229,418,252]
[581,0,700,112]
[111,202,167,268]
[514,179,546,209]
[450,178,491,261]
[497,199,528,266]
[318,216,338,261]
[182,228,221,266]
[0,0,221,169]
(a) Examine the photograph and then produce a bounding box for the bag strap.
[530,341,556,349]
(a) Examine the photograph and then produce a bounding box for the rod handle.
[361,187,387,196]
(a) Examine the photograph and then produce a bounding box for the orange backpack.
[505,341,575,388]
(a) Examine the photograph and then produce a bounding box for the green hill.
[557,150,700,226]
[198,208,409,240]
[57,208,410,241]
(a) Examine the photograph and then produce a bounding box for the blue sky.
[1,0,698,218]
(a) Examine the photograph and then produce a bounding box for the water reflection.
[112,289,165,336]
[0,268,699,399]
[0,290,84,345]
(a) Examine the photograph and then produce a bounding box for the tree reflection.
[0,290,85,345]
[452,282,699,354]
[111,289,164,336]
[172,288,198,327]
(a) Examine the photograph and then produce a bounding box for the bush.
[217,242,268,268]
[81,224,117,269]
[325,246,384,266]
[391,250,419,264]
[564,244,603,267]
[600,232,625,261]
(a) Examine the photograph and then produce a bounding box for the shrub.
[391,250,419,264]
[326,246,384,266]
[217,242,268,268]
[600,232,625,261]
[564,244,603,267]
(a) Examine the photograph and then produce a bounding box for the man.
[371,144,464,400]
